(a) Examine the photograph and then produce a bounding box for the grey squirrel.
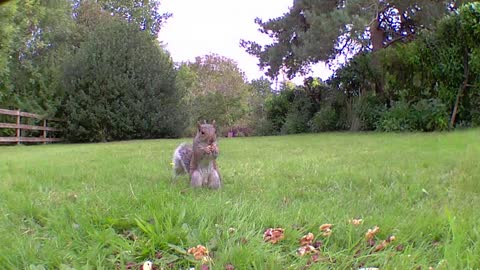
[172,120,221,189]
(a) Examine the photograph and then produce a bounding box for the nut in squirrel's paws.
[205,144,219,156]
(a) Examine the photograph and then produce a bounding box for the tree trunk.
[370,18,386,99]
[370,19,385,52]
[449,48,470,129]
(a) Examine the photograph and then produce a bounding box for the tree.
[376,2,480,128]
[62,16,180,142]
[177,54,250,132]
[1,0,73,114]
[72,0,171,38]
[427,2,480,127]
[0,1,17,106]
[241,0,474,83]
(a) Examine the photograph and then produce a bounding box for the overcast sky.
[159,0,332,83]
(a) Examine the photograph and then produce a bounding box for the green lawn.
[1,130,479,269]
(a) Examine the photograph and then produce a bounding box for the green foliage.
[309,106,337,132]
[354,94,386,131]
[377,101,419,132]
[0,1,17,100]
[176,54,250,135]
[61,17,181,142]
[73,0,171,38]
[378,99,449,132]
[251,117,276,136]
[281,89,316,134]
[0,0,73,115]
[413,99,449,131]
[264,85,295,133]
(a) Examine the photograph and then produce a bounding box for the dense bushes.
[376,99,449,132]
[309,106,337,132]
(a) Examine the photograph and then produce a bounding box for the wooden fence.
[0,108,63,144]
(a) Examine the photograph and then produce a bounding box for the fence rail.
[0,108,63,144]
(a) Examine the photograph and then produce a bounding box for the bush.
[281,110,310,134]
[377,99,449,132]
[412,98,449,131]
[280,89,315,134]
[309,106,338,132]
[61,17,181,142]
[252,118,276,136]
[354,94,386,131]
[264,88,295,133]
[377,101,416,132]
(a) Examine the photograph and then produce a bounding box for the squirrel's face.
[197,121,217,145]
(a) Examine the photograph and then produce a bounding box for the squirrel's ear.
[212,120,216,127]
[197,121,201,130]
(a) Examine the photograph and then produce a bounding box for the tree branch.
[383,33,415,48]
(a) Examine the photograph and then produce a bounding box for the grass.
[0,130,479,269]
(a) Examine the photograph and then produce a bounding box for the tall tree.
[241,0,474,81]
[73,0,171,38]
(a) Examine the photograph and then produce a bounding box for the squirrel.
[172,120,221,189]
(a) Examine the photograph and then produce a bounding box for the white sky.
[159,0,332,84]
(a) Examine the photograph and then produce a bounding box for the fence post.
[43,119,47,144]
[16,110,20,145]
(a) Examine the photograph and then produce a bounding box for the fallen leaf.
[365,226,380,240]
[373,235,395,252]
[299,232,315,246]
[263,228,285,244]
[312,240,323,249]
[373,240,388,252]
[187,245,209,260]
[319,224,333,231]
[297,245,319,256]
[367,239,376,247]
[349,218,363,226]
[387,235,396,243]
[319,224,333,237]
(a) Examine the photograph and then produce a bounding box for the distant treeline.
[1,1,479,142]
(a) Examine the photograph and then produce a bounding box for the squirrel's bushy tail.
[172,143,193,177]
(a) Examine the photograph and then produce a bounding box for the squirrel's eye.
[201,131,205,135]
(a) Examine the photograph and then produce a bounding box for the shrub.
[412,98,449,131]
[252,118,276,136]
[264,88,295,133]
[61,17,181,142]
[377,98,449,132]
[354,94,386,131]
[377,101,415,132]
[280,90,315,134]
[309,106,338,132]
